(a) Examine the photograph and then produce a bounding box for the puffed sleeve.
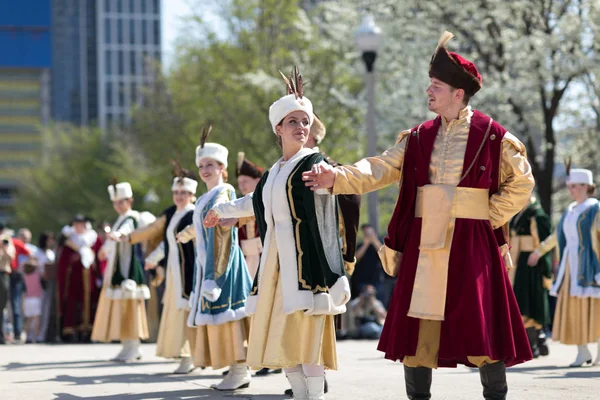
[489,133,535,229]
[332,130,410,195]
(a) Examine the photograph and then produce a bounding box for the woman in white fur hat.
[91,180,155,362]
[123,163,198,374]
[176,125,253,390]
[529,165,600,367]
[204,68,351,400]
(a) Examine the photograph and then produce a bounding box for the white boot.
[121,340,142,362]
[111,341,130,361]
[594,340,600,366]
[173,356,195,374]
[306,376,325,400]
[213,363,251,390]
[569,345,592,367]
[286,370,308,400]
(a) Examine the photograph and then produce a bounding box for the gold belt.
[415,186,489,220]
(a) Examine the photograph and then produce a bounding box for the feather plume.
[436,30,454,52]
[279,70,294,95]
[199,122,214,149]
[109,176,118,190]
[237,152,245,171]
[564,156,572,176]
[279,66,305,98]
[170,159,193,181]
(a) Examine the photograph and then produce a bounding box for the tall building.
[52,0,161,128]
[0,1,52,223]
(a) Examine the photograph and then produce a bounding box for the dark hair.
[38,231,55,250]
[361,224,374,231]
[450,86,472,105]
[588,184,597,196]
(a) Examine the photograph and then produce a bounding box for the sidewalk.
[1,340,599,399]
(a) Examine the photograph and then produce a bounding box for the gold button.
[490,134,496,140]
[412,131,417,136]
[480,166,486,171]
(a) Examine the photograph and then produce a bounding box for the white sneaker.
[173,356,195,374]
[569,345,592,367]
[212,364,251,390]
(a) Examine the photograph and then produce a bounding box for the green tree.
[14,125,157,235]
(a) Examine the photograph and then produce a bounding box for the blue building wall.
[0,0,52,68]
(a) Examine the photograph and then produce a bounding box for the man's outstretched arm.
[303,130,410,194]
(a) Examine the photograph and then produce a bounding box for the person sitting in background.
[349,285,387,339]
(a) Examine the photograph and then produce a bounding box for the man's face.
[426,78,458,114]
[112,198,133,215]
[72,221,87,235]
[237,175,261,196]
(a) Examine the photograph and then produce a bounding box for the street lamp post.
[355,15,382,234]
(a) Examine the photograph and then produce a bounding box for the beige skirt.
[246,258,337,370]
[156,278,196,359]
[193,317,250,370]
[553,262,600,345]
[91,288,149,342]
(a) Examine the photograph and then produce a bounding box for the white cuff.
[201,280,222,302]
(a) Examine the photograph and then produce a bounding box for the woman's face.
[567,183,589,201]
[197,157,225,185]
[172,188,194,209]
[112,198,133,215]
[276,111,310,148]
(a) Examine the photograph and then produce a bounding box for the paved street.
[1,340,599,399]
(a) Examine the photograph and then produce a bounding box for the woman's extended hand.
[302,163,335,191]
[204,209,221,228]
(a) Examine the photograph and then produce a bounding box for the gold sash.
[408,185,489,321]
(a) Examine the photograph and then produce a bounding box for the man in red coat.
[303,31,534,399]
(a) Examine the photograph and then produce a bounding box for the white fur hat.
[172,177,198,194]
[108,182,133,201]
[268,94,314,134]
[195,142,229,168]
[567,168,594,185]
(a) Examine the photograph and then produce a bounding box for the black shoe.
[255,367,271,376]
[222,369,229,376]
[526,327,540,358]
[537,330,549,356]
[479,361,508,400]
[284,388,293,397]
[404,366,432,399]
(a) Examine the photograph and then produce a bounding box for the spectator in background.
[8,226,31,343]
[23,259,43,343]
[349,285,387,339]
[0,222,16,344]
[352,225,385,298]
[36,231,56,342]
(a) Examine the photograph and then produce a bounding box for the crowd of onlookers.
[0,220,392,345]
[0,221,109,345]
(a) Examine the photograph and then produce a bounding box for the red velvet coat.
[378,111,532,367]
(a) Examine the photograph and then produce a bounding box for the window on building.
[106,51,112,75]
[129,19,135,44]
[131,82,138,104]
[153,0,160,14]
[119,82,126,107]
[117,19,124,44]
[130,0,136,13]
[105,0,111,13]
[141,0,147,13]
[118,51,124,75]
[106,82,113,106]
[117,0,123,13]
[141,50,149,74]
[130,50,136,74]
[153,20,160,46]
[142,19,147,43]
[105,19,111,43]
